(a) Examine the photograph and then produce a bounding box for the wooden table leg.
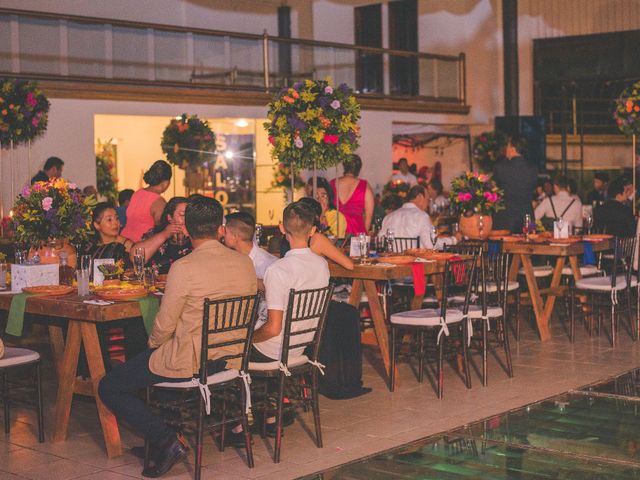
[541,257,566,328]
[568,255,582,281]
[363,279,397,387]
[520,255,551,341]
[48,324,66,379]
[52,320,81,443]
[508,254,522,281]
[348,279,363,307]
[80,323,122,458]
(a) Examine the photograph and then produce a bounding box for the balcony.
[0,8,468,114]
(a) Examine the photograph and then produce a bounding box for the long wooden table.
[503,239,613,341]
[329,260,446,388]
[0,293,146,458]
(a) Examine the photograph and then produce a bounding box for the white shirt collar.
[284,247,312,258]
[401,202,421,211]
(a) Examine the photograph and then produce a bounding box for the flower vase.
[29,239,76,266]
[459,213,493,239]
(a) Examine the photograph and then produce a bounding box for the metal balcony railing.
[0,8,466,105]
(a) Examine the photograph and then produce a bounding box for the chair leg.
[35,362,44,443]
[611,303,616,348]
[273,373,286,463]
[241,384,254,468]
[636,286,640,341]
[219,388,227,452]
[143,388,152,471]
[418,331,425,383]
[311,370,323,448]
[390,326,397,392]
[437,338,444,399]
[195,386,205,480]
[482,319,488,387]
[2,372,9,435]
[569,288,575,343]
[626,290,635,340]
[501,316,514,378]
[461,324,471,390]
[514,291,521,341]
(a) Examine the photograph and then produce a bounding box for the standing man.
[587,171,609,205]
[31,156,64,184]
[492,135,538,233]
[390,158,418,186]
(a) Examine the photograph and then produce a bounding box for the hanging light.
[225,151,234,160]
[234,119,249,128]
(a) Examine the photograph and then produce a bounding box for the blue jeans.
[98,349,190,446]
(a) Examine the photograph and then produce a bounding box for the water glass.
[358,233,369,263]
[0,262,7,289]
[133,247,145,281]
[14,249,27,265]
[254,223,263,245]
[76,270,90,296]
[143,267,155,290]
[430,226,439,249]
[385,229,395,253]
[77,254,91,272]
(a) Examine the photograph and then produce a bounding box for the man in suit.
[30,156,64,184]
[99,196,256,478]
[594,177,637,237]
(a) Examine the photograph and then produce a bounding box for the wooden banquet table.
[0,292,146,458]
[503,238,613,342]
[329,259,447,388]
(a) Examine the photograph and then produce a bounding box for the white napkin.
[83,299,114,306]
[153,291,164,296]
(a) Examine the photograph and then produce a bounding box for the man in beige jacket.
[99,196,256,478]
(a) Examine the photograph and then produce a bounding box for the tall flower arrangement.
[613,81,640,136]
[264,79,361,171]
[11,179,95,245]
[472,131,506,172]
[449,172,504,216]
[161,114,216,169]
[271,161,304,190]
[96,139,118,203]
[0,78,50,146]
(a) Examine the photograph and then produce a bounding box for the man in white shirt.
[379,185,458,250]
[389,157,418,186]
[253,201,330,361]
[427,179,450,213]
[534,175,583,228]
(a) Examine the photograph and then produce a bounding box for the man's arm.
[534,198,549,220]
[148,262,187,348]
[253,309,283,343]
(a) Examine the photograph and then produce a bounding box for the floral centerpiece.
[613,81,640,136]
[271,161,304,191]
[382,180,411,200]
[472,131,506,172]
[11,178,95,247]
[0,78,50,146]
[98,260,124,285]
[449,172,504,238]
[264,79,361,172]
[96,139,118,203]
[161,114,216,169]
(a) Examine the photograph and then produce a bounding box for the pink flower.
[484,191,498,202]
[26,92,37,108]
[31,118,39,127]
[458,192,473,202]
[68,183,77,190]
[268,136,275,146]
[330,100,341,109]
[294,137,303,148]
[42,197,53,211]
[21,185,31,197]
[324,86,333,94]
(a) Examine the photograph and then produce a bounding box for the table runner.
[5,293,36,336]
[138,295,160,335]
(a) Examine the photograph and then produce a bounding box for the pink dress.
[120,189,161,242]
[330,178,367,235]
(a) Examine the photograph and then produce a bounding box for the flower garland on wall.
[449,172,504,216]
[472,131,506,172]
[161,114,216,169]
[264,79,361,171]
[0,78,50,146]
[11,179,95,245]
[96,139,118,203]
[613,80,640,136]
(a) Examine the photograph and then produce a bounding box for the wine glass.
[254,223,263,245]
[523,214,532,240]
[557,218,565,237]
[385,228,395,253]
[358,233,369,264]
[430,226,439,250]
[133,247,145,283]
[585,214,593,234]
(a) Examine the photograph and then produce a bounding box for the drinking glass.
[430,226,439,249]
[585,215,594,234]
[76,254,91,296]
[254,223,263,245]
[0,262,7,289]
[14,249,27,265]
[133,247,145,282]
[385,229,395,253]
[358,233,369,263]
[143,267,155,290]
[523,214,532,239]
[172,231,186,246]
[557,218,565,234]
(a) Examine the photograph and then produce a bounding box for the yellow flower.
[301,91,317,102]
[298,108,320,121]
[276,135,291,149]
[275,116,288,129]
[339,118,354,132]
[340,143,352,154]
[305,79,315,88]
[311,128,324,143]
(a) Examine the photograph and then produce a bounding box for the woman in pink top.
[330,154,374,235]
[120,160,172,242]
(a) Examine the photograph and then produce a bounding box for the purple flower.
[338,83,349,94]
[294,137,304,148]
[324,86,333,94]
[293,82,304,90]
[318,96,330,108]
[287,114,306,130]
[330,100,341,109]
[42,197,53,211]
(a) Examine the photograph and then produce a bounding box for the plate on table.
[489,229,511,236]
[375,255,416,265]
[549,236,582,244]
[94,287,148,301]
[583,234,613,242]
[22,285,75,296]
[404,249,454,260]
[490,235,522,243]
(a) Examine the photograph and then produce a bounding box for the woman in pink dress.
[330,154,374,235]
[120,160,172,242]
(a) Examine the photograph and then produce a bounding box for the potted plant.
[0,78,50,146]
[449,172,504,239]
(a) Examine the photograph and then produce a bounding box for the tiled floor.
[2,314,640,480]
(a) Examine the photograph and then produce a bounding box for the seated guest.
[534,175,583,229]
[86,202,134,266]
[99,196,257,478]
[313,177,347,238]
[378,185,458,250]
[587,171,609,205]
[117,189,134,229]
[133,197,191,275]
[83,185,98,197]
[31,156,63,184]
[380,194,403,216]
[121,160,172,242]
[389,157,418,186]
[594,177,637,237]
[427,179,449,213]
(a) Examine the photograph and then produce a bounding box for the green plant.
[472,131,507,172]
[161,114,216,169]
[449,172,504,216]
[613,80,640,136]
[95,139,118,203]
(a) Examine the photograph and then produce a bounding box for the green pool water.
[302,369,640,479]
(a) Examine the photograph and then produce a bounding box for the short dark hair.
[508,134,527,154]
[343,154,362,176]
[307,176,336,210]
[298,196,322,219]
[185,196,223,240]
[381,194,403,212]
[92,202,116,232]
[407,185,426,201]
[553,175,569,189]
[594,171,609,183]
[429,179,443,195]
[118,189,134,205]
[283,201,315,237]
[44,156,64,171]
[225,212,255,242]
[608,177,626,198]
[143,160,172,186]
[398,157,408,166]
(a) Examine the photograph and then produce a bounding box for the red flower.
[268,136,276,146]
[323,134,339,144]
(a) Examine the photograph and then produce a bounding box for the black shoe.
[130,446,146,459]
[221,430,250,448]
[141,436,188,478]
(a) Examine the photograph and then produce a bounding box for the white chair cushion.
[465,305,503,319]
[390,308,464,326]
[561,265,602,276]
[575,276,637,291]
[249,354,309,372]
[518,266,553,277]
[478,281,519,293]
[0,347,40,368]
[154,368,239,389]
[391,276,414,287]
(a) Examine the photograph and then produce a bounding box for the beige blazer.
[148,239,257,378]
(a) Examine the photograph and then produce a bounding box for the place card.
[553,221,569,239]
[349,236,370,257]
[93,258,115,286]
[11,264,59,292]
